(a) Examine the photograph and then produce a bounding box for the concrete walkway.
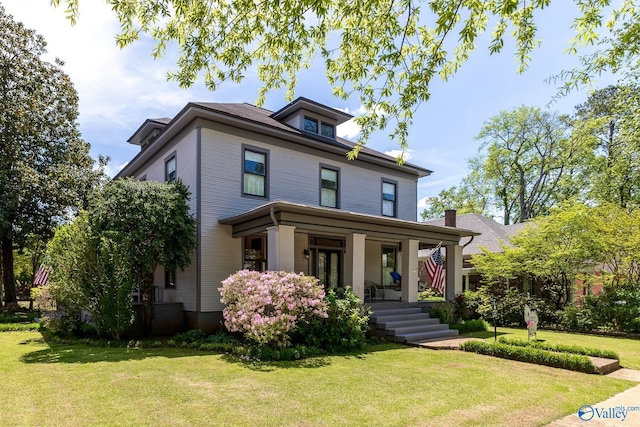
[546,369,640,426]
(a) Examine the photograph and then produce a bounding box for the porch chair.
[365,280,385,301]
[363,284,371,302]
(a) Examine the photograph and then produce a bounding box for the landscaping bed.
[461,337,619,374]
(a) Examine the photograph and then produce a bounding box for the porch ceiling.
[218,200,479,245]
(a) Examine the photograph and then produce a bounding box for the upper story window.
[303,116,318,133]
[165,153,177,183]
[382,180,397,217]
[320,166,339,208]
[321,123,335,138]
[304,116,336,139]
[243,147,268,197]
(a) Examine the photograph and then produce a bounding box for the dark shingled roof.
[422,213,532,257]
[190,102,429,172]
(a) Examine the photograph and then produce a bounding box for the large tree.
[422,106,587,224]
[53,0,640,154]
[89,179,197,336]
[573,84,640,208]
[0,6,104,306]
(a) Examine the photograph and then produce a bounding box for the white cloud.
[384,149,414,162]
[104,161,129,178]
[336,105,367,139]
[417,197,430,209]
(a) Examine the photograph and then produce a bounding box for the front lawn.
[466,327,640,370]
[0,331,634,426]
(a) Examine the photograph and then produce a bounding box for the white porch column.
[345,233,366,300]
[267,225,296,272]
[445,244,463,301]
[401,239,420,303]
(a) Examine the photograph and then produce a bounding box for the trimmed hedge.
[461,340,600,374]
[0,322,40,332]
[497,337,619,360]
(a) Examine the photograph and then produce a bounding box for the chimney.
[444,209,457,227]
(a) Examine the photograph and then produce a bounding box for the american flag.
[426,247,445,295]
[33,264,50,286]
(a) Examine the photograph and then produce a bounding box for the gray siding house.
[117,97,475,333]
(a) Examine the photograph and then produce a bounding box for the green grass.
[465,327,640,369]
[0,331,635,427]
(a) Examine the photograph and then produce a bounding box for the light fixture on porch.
[303,249,310,260]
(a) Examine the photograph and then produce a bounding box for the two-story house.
[117,97,475,333]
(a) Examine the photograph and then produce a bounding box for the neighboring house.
[421,213,528,292]
[117,97,477,333]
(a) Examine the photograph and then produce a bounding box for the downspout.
[270,206,278,227]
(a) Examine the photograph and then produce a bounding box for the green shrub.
[497,337,619,360]
[174,329,207,343]
[0,310,39,324]
[199,342,237,353]
[461,340,599,374]
[464,287,559,327]
[417,287,443,301]
[560,304,597,331]
[0,322,40,332]
[451,319,488,334]
[204,332,240,344]
[428,302,455,325]
[584,284,640,333]
[293,287,370,353]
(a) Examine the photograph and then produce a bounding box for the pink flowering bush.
[219,270,328,347]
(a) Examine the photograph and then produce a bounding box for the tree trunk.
[2,236,17,306]
[141,273,155,337]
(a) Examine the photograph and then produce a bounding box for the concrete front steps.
[369,304,459,343]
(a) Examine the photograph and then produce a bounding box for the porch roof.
[219,200,479,246]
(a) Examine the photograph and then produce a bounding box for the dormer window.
[303,116,318,133]
[304,116,336,139]
[321,123,335,138]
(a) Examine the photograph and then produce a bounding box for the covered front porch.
[219,201,478,302]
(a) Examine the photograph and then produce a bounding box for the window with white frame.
[243,148,267,197]
[320,166,339,208]
[382,180,397,217]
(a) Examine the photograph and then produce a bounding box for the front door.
[314,249,342,290]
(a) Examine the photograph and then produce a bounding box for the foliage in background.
[422,84,640,222]
[562,283,640,334]
[53,1,640,158]
[425,106,586,224]
[573,84,640,208]
[293,287,371,353]
[461,288,558,328]
[0,5,106,306]
[473,203,603,309]
[220,270,328,347]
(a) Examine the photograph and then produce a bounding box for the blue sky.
[3,1,620,216]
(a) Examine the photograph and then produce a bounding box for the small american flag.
[33,264,50,286]
[426,247,445,295]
